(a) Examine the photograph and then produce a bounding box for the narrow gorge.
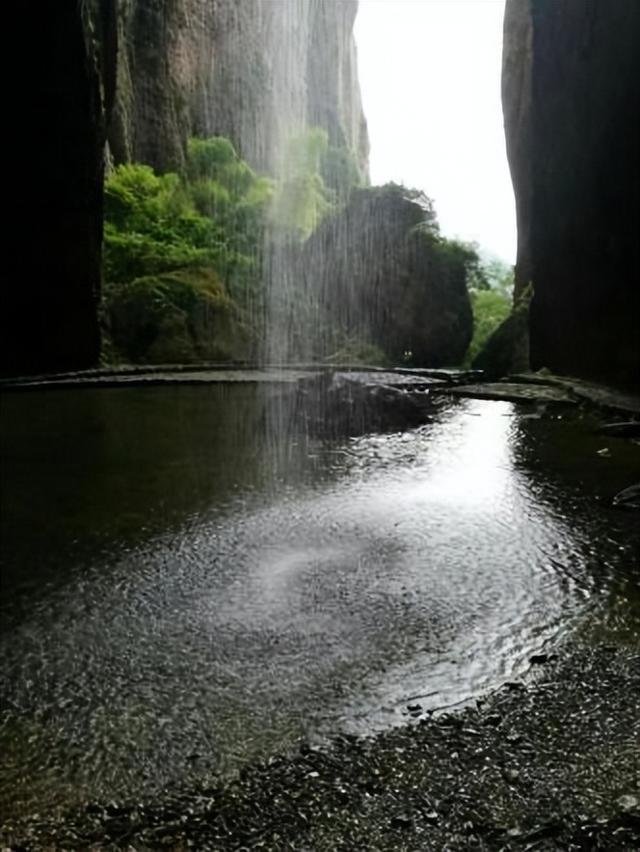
[1,2,639,848]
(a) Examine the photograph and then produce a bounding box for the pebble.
[617,794,639,813]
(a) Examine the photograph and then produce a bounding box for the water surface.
[1,384,638,817]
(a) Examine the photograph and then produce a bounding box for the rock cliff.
[4,1,116,376]
[295,186,473,366]
[109,0,369,176]
[5,0,367,376]
[503,0,640,386]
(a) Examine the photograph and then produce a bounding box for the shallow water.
[1,384,638,817]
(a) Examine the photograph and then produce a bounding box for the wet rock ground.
[2,364,638,417]
[2,645,638,850]
[447,382,577,406]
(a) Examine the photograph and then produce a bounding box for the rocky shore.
[2,643,638,850]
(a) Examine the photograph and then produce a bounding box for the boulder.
[298,186,473,366]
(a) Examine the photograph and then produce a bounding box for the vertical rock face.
[503,0,640,386]
[3,0,367,376]
[109,0,369,176]
[4,1,116,376]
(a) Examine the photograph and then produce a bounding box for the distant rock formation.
[296,186,473,366]
[503,0,640,386]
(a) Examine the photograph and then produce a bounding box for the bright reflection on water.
[1,386,638,817]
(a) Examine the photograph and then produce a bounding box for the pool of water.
[1,383,638,817]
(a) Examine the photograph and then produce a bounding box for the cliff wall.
[503,0,640,386]
[3,1,116,376]
[109,0,369,176]
[4,1,368,376]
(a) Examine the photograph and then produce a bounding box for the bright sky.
[355,0,516,263]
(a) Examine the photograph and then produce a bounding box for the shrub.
[465,288,512,365]
[105,268,252,364]
[269,129,337,240]
[321,144,364,201]
[103,163,218,283]
[103,141,273,302]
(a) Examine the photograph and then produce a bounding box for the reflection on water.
[1,386,638,817]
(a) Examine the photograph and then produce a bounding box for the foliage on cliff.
[102,139,484,368]
[102,132,365,364]
[104,138,272,300]
[102,137,273,362]
[269,129,362,240]
[471,282,531,378]
[464,256,514,366]
[105,268,252,364]
[465,289,512,366]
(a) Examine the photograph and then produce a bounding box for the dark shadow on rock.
[290,372,433,439]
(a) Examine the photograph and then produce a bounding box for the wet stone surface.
[2,646,638,850]
[447,382,578,405]
[508,373,640,416]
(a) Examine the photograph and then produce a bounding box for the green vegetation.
[105,268,251,364]
[320,143,365,202]
[269,129,338,240]
[103,165,211,282]
[462,253,514,366]
[481,256,515,295]
[102,132,367,364]
[101,134,498,369]
[104,139,272,302]
[325,337,389,367]
[102,138,271,363]
[465,288,512,365]
[470,282,531,376]
[185,138,273,301]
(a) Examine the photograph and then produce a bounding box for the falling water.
[2,386,638,817]
[3,0,639,832]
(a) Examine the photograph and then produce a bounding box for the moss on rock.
[105,268,252,364]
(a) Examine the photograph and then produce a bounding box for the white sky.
[354,0,516,263]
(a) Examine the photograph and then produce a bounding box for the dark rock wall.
[503,0,640,386]
[4,2,116,376]
[109,0,369,176]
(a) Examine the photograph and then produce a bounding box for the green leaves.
[465,288,512,365]
[269,129,340,240]
[103,138,273,302]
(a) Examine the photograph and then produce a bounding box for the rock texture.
[296,187,473,366]
[4,0,368,376]
[4,1,116,376]
[503,0,640,387]
[109,0,369,176]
